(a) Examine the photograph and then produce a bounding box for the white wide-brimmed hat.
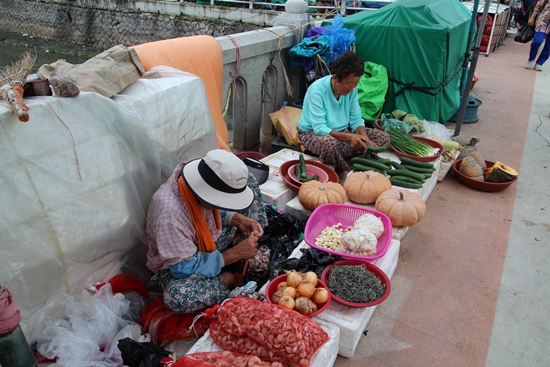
[182,149,254,211]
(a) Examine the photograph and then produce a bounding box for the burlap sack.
[38,45,145,98]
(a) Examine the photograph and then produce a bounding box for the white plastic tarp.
[0,66,219,342]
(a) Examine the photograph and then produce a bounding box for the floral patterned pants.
[154,173,268,313]
[298,128,391,171]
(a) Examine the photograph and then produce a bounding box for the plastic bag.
[36,284,139,367]
[411,120,452,140]
[380,114,413,134]
[514,25,535,43]
[322,14,357,64]
[270,248,343,279]
[358,62,388,121]
[117,337,172,367]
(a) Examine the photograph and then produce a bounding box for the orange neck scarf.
[178,176,221,253]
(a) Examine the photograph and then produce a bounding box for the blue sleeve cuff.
[169,250,224,279]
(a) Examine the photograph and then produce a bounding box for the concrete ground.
[330,36,550,367]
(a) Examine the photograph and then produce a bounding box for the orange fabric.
[177,176,220,253]
[132,36,229,151]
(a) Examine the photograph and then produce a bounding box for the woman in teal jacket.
[297,52,390,173]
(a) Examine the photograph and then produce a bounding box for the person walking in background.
[526,0,550,70]
[515,0,536,31]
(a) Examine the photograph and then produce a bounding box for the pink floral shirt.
[145,163,221,273]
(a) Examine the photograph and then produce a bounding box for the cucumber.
[352,163,384,174]
[390,161,408,171]
[294,164,302,180]
[401,164,435,174]
[390,176,424,185]
[299,153,308,179]
[365,142,387,153]
[386,169,426,181]
[399,157,435,169]
[367,153,392,165]
[351,157,390,171]
[389,178,423,189]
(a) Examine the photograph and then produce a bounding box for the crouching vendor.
[297,52,390,174]
[145,149,267,313]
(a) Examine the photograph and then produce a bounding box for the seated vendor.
[145,149,267,313]
[297,52,390,174]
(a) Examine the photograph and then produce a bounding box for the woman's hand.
[528,15,536,25]
[231,213,264,237]
[232,235,258,260]
[226,235,259,262]
[353,126,378,149]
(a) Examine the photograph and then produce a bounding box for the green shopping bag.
[357,61,388,121]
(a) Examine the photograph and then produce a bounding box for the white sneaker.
[525,60,535,69]
[535,64,543,71]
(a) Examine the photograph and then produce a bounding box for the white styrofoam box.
[259,172,297,211]
[260,148,332,171]
[284,196,311,220]
[185,318,340,367]
[314,239,401,358]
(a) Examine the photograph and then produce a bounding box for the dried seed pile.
[326,265,386,303]
[211,297,329,366]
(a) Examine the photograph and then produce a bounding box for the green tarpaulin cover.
[343,0,471,122]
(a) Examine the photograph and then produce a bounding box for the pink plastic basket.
[304,203,393,262]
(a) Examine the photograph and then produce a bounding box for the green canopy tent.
[343,0,472,122]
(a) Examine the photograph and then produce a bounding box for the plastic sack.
[36,284,141,367]
[174,351,284,367]
[515,25,535,43]
[322,14,357,64]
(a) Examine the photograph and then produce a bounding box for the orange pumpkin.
[344,171,392,204]
[375,189,426,227]
[298,181,347,211]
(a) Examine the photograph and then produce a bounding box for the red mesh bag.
[96,274,150,298]
[172,351,285,367]
[138,296,219,343]
[210,297,329,367]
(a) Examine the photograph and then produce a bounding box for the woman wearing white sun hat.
[145,149,267,313]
